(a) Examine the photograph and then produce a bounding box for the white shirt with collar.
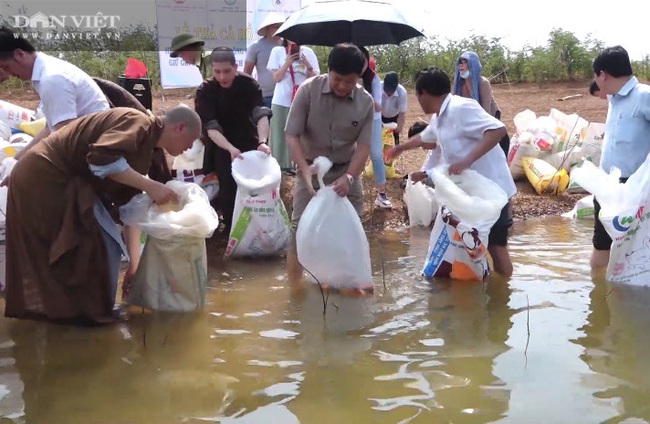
[424,94,517,198]
[381,83,407,118]
[31,52,109,131]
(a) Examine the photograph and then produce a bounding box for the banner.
[156,0,302,89]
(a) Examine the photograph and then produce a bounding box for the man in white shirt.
[0,28,109,163]
[380,71,407,145]
[590,45,650,269]
[387,67,516,277]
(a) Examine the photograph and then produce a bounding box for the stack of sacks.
[506,108,603,195]
[0,100,44,158]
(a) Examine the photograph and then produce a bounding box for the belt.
[171,168,203,179]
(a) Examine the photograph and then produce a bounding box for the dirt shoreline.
[0,81,605,231]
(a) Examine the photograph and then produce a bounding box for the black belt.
[171,168,203,179]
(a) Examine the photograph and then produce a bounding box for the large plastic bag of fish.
[296,156,373,292]
[572,154,650,287]
[120,180,219,311]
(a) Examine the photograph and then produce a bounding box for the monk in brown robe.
[3,105,201,324]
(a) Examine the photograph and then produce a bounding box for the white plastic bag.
[0,100,35,129]
[571,155,650,286]
[0,158,10,291]
[561,195,594,219]
[171,139,219,201]
[226,151,291,257]
[513,109,537,134]
[507,132,545,180]
[124,237,208,312]
[296,156,373,290]
[0,121,10,141]
[579,122,605,167]
[403,175,437,227]
[548,108,588,153]
[422,165,508,281]
[0,157,17,243]
[119,181,219,311]
[120,180,219,239]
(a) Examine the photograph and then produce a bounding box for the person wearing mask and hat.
[453,51,509,155]
[244,13,285,108]
[169,33,211,79]
[381,71,407,145]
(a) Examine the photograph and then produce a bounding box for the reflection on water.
[1,217,650,423]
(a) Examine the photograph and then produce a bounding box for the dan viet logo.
[11,12,121,31]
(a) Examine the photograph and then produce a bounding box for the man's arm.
[243,62,255,75]
[448,102,506,174]
[478,77,494,115]
[385,120,437,162]
[243,44,257,75]
[207,129,242,160]
[285,83,313,192]
[13,125,50,160]
[329,101,374,197]
[345,143,370,178]
[256,116,270,144]
[246,80,272,153]
[14,74,81,161]
[396,112,406,134]
[194,82,239,158]
[12,117,76,160]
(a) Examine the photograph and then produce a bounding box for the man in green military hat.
[169,34,211,79]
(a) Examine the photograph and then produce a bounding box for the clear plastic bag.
[403,175,437,227]
[120,180,218,311]
[119,180,219,239]
[296,157,373,290]
[430,165,508,231]
[571,154,650,286]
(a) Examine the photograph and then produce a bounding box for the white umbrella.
[274,0,425,47]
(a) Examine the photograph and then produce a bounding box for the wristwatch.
[345,173,355,185]
[258,138,268,145]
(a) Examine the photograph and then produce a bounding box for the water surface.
[1,217,649,423]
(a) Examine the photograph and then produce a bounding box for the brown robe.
[4,107,165,324]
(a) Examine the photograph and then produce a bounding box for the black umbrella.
[274,0,425,46]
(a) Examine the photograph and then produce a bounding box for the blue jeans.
[369,117,386,186]
[262,96,273,108]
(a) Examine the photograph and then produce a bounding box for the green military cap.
[169,33,205,58]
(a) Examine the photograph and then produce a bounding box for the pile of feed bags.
[507,108,604,195]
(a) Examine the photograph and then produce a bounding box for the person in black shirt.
[195,47,272,232]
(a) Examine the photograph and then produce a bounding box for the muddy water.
[1,217,650,423]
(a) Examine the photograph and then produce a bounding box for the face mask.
[460,70,470,79]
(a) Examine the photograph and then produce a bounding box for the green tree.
[547,28,589,80]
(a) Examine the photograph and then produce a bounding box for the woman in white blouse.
[267,39,319,173]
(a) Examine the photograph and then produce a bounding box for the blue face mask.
[460,70,470,79]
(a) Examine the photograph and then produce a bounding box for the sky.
[304,0,650,60]
[4,0,648,60]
